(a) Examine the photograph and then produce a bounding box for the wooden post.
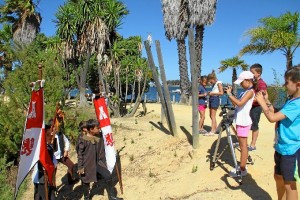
[37,64,49,200]
[188,28,200,149]
[38,63,43,81]
[115,161,123,194]
[144,41,172,133]
[155,40,178,136]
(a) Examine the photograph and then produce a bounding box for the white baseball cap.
[234,71,254,84]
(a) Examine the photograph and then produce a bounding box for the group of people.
[32,115,123,200]
[198,64,300,199]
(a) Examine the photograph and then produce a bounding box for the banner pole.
[115,154,123,194]
[38,64,49,200]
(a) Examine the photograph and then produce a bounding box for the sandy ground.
[21,103,300,200]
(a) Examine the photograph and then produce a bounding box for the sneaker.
[199,129,208,134]
[228,167,247,177]
[203,132,215,136]
[248,146,256,151]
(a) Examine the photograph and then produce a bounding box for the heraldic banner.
[93,97,116,173]
[15,88,55,198]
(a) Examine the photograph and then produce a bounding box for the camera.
[223,88,227,94]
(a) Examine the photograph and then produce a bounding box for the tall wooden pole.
[188,28,200,149]
[144,41,173,134]
[38,64,49,200]
[155,40,178,136]
[38,63,43,81]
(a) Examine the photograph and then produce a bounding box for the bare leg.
[274,174,286,200]
[210,108,217,133]
[238,137,248,171]
[199,110,205,129]
[284,181,298,200]
[250,129,259,147]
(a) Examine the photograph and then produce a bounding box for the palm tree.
[0,0,41,45]
[240,11,300,70]
[55,0,110,106]
[188,0,217,76]
[161,0,190,104]
[219,56,248,95]
[100,0,128,44]
[187,0,217,148]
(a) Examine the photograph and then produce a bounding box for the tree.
[0,43,65,162]
[188,0,217,77]
[55,0,110,107]
[187,0,217,148]
[161,0,190,104]
[0,24,14,88]
[240,11,300,70]
[0,0,41,45]
[219,56,248,95]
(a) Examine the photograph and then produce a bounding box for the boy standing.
[77,119,123,200]
[256,67,300,200]
[248,63,267,151]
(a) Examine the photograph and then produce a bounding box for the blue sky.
[2,0,300,84]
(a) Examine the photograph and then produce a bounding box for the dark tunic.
[97,132,107,169]
[77,135,100,183]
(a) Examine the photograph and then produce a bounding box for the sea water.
[143,86,286,108]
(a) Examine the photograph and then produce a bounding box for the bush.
[267,86,287,109]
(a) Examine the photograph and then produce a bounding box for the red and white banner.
[94,97,116,173]
[15,88,55,198]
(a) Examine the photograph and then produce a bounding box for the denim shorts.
[250,106,262,131]
[209,97,220,109]
[274,149,300,181]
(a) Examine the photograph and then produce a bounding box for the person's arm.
[217,83,224,96]
[198,87,207,98]
[63,134,70,157]
[226,86,253,107]
[209,82,224,96]
[255,91,286,123]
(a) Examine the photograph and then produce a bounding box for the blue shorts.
[209,97,220,109]
[274,149,300,181]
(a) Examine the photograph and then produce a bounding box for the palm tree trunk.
[232,68,237,96]
[78,52,90,107]
[127,72,148,117]
[125,67,129,107]
[97,63,106,94]
[177,39,190,104]
[130,80,136,106]
[286,50,293,70]
[195,25,204,77]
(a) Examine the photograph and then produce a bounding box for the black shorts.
[274,149,300,181]
[250,106,262,131]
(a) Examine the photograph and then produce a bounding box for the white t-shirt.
[54,134,70,160]
[234,89,254,126]
[211,80,222,94]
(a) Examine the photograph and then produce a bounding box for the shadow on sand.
[149,121,172,135]
[208,135,272,200]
